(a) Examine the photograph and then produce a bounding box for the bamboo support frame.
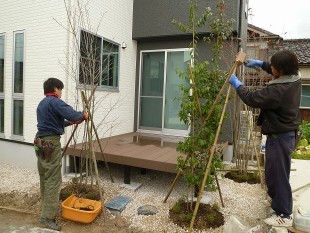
[81,91,105,215]
[61,87,114,183]
[189,52,246,232]
[81,91,114,183]
[163,52,246,204]
[189,83,232,232]
[62,86,97,157]
[243,104,263,187]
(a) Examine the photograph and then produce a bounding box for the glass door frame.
[137,48,191,137]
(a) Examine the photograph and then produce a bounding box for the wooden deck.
[65,132,185,173]
[65,132,228,175]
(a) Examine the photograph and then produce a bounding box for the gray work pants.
[37,135,62,220]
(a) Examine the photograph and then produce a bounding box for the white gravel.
[0,162,270,232]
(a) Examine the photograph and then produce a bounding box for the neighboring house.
[247,24,310,121]
[0,0,248,170]
[280,39,310,121]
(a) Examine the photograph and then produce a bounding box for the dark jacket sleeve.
[53,99,84,122]
[261,62,272,75]
[236,84,282,109]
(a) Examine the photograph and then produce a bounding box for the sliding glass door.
[138,49,190,136]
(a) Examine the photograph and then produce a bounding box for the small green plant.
[230,171,238,178]
[206,213,215,224]
[71,177,79,184]
[172,201,181,214]
[241,172,249,182]
[211,202,219,211]
[184,213,193,222]
[299,121,310,142]
[252,171,259,180]
[85,192,97,200]
[292,151,310,160]
[299,138,308,147]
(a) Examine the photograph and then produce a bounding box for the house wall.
[300,67,310,80]
[134,38,238,142]
[70,0,137,139]
[132,0,247,143]
[300,67,310,121]
[1,0,68,143]
[132,0,241,40]
[0,0,136,169]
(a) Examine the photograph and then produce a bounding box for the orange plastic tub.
[61,194,102,223]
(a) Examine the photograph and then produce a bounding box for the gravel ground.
[0,162,270,232]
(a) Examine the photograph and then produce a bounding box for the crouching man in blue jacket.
[35,78,88,231]
[229,50,301,227]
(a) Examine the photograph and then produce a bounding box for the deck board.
[64,132,227,173]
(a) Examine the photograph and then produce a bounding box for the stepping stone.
[137,205,158,215]
[120,181,142,191]
[105,196,132,212]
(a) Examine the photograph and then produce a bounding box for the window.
[301,85,310,108]
[13,100,23,135]
[0,35,4,92]
[102,41,118,87]
[79,30,119,88]
[12,31,24,136]
[0,34,4,134]
[0,99,3,133]
[139,49,190,134]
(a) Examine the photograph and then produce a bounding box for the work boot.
[39,217,61,231]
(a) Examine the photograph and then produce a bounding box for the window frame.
[0,33,4,136]
[78,29,120,91]
[300,84,310,109]
[11,30,25,139]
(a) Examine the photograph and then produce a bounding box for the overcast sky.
[248,0,310,39]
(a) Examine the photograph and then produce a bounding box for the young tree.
[173,0,235,206]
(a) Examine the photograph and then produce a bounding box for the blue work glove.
[244,59,263,68]
[229,74,243,89]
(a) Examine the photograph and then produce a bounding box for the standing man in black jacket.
[229,50,301,227]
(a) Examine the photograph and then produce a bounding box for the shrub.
[211,202,219,211]
[206,214,215,224]
[172,201,181,214]
[299,121,310,142]
[241,172,249,182]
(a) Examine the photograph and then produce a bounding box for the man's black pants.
[265,131,295,217]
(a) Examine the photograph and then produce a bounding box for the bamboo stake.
[205,51,245,122]
[292,182,310,193]
[0,205,38,215]
[62,86,97,157]
[243,104,263,187]
[216,168,296,172]
[81,91,114,183]
[215,171,224,207]
[189,84,232,232]
[81,91,105,217]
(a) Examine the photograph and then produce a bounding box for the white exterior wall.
[1,0,68,143]
[300,67,310,80]
[0,0,136,168]
[65,0,137,140]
